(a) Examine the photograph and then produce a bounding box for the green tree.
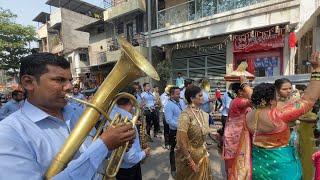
[0,7,36,77]
[156,59,172,90]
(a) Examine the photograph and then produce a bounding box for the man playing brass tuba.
[110,97,151,180]
[0,53,135,179]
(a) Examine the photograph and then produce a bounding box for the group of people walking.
[0,51,320,180]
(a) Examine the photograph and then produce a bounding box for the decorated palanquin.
[224,61,255,82]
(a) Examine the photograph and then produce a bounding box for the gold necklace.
[190,107,204,129]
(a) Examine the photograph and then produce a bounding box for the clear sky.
[0,0,104,27]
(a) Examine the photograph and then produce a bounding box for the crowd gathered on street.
[0,52,320,180]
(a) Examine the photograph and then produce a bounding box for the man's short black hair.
[116,97,132,106]
[12,90,23,97]
[169,86,180,95]
[184,79,193,87]
[19,53,70,82]
[143,82,149,87]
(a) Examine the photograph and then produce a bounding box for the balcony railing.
[107,33,146,52]
[103,0,146,21]
[157,0,269,29]
[104,0,128,9]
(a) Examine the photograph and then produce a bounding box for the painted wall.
[60,8,97,52]
[151,0,300,46]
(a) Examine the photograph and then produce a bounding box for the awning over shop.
[297,6,320,39]
[252,74,310,86]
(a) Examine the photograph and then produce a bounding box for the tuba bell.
[45,37,159,179]
[200,78,211,92]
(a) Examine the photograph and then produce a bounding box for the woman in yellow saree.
[175,86,213,180]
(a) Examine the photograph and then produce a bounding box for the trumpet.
[45,37,159,179]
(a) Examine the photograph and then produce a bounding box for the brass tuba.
[45,37,159,179]
[200,78,211,92]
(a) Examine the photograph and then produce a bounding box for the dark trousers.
[163,115,170,146]
[218,115,228,136]
[154,108,160,132]
[169,129,177,172]
[145,110,159,136]
[116,163,142,180]
[209,115,214,125]
[215,98,222,111]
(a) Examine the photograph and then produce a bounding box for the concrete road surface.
[141,124,226,180]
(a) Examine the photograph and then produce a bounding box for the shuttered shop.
[172,46,226,82]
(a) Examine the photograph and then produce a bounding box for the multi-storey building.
[77,0,149,85]
[33,0,103,81]
[296,0,320,74]
[149,0,320,89]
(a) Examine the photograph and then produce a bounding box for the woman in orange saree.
[246,80,320,179]
[233,52,320,179]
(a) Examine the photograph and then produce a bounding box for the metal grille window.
[172,47,226,90]
[172,50,226,79]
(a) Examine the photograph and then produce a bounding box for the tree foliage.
[156,59,172,89]
[0,7,36,75]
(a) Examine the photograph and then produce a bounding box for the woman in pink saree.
[223,82,253,179]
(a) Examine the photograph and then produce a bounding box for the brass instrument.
[200,78,211,92]
[45,37,159,179]
[104,93,140,179]
[139,113,148,149]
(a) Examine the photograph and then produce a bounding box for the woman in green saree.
[245,83,320,179]
[242,52,320,179]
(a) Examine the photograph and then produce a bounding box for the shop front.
[171,44,227,90]
[233,27,286,77]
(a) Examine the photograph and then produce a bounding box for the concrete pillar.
[226,41,234,74]
[166,46,173,84]
[225,41,234,89]
[313,15,320,51]
[283,34,291,75]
